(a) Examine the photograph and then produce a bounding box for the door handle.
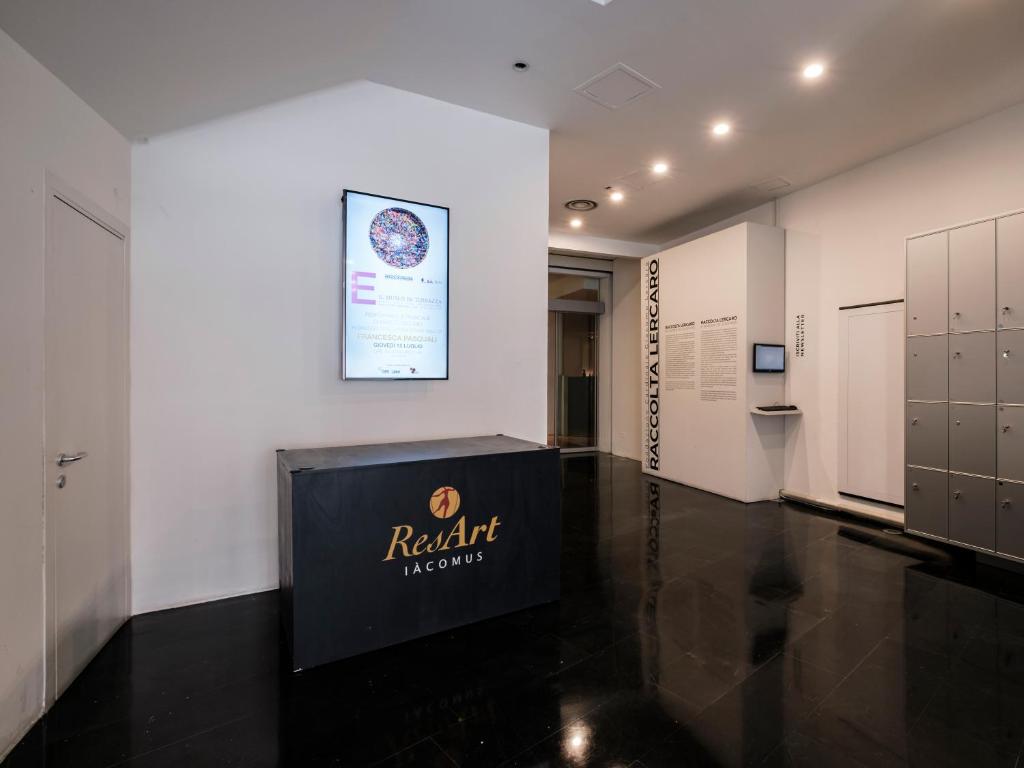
[1003,350,1011,359]
[911,483,920,491]
[1003,306,1012,314]
[952,312,961,319]
[911,418,919,425]
[1002,499,1012,509]
[953,352,962,359]
[953,490,962,500]
[1004,425,1012,433]
[955,419,961,426]
[56,452,87,467]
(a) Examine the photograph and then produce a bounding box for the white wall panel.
[0,28,130,760]
[131,81,549,614]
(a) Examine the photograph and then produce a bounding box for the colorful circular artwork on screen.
[368,208,430,268]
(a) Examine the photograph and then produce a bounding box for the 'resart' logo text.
[383,487,501,573]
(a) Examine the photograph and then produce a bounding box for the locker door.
[949,403,996,477]
[949,473,995,550]
[907,402,947,470]
[996,480,1024,560]
[907,232,948,336]
[997,330,1024,405]
[997,213,1024,330]
[949,332,996,403]
[949,220,996,332]
[998,405,1024,482]
[907,335,948,402]
[906,466,948,539]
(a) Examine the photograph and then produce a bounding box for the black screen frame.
[752,343,785,373]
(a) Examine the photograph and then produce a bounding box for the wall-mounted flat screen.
[753,343,785,373]
[342,190,449,380]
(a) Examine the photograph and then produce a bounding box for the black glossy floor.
[6,454,1024,768]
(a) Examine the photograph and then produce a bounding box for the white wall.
[0,28,130,760]
[642,224,786,502]
[131,81,549,614]
[549,231,659,259]
[779,101,1024,512]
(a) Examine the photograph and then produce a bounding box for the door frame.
[548,266,610,453]
[43,173,131,706]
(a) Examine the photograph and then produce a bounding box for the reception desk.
[276,435,561,670]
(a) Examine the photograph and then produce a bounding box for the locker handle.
[1003,306,1012,314]
[953,352,962,359]
[911,418,919,425]
[953,490,962,500]
[1002,499,1012,509]
[955,420,961,426]
[911,483,920,491]
[1003,350,1011,359]
[1004,424,1012,433]
[952,312,961,319]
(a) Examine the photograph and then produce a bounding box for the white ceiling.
[3,0,1024,244]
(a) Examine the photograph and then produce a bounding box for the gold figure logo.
[429,486,461,519]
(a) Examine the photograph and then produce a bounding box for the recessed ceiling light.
[569,218,583,229]
[802,61,825,80]
[712,122,731,137]
[652,161,669,175]
[609,190,624,203]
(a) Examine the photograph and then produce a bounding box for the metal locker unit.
[906,211,1024,565]
[907,335,947,402]
[949,331,996,404]
[906,467,948,539]
[907,402,948,470]
[948,473,996,551]
[998,213,1024,330]
[907,232,948,336]
[998,405,1024,482]
[997,329,1024,404]
[996,480,1024,561]
[949,221,996,333]
[949,404,996,477]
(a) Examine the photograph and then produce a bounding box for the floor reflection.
[5,454,1024,767]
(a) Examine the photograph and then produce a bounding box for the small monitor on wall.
[753,343,785,373]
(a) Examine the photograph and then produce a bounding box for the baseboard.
[1,707,43,764]
[132,585,278,617]
[780,489,905,527]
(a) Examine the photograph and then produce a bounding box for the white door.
[838,302,906,506]
[45,192,129,700]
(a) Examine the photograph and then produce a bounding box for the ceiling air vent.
[751,177,792,194]
[574,63,660,110]
[565,199,598,212]
[611,168,671,192]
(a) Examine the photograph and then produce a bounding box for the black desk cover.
[277,435,560,670]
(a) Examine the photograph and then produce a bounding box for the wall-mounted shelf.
[751,407,802,417]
